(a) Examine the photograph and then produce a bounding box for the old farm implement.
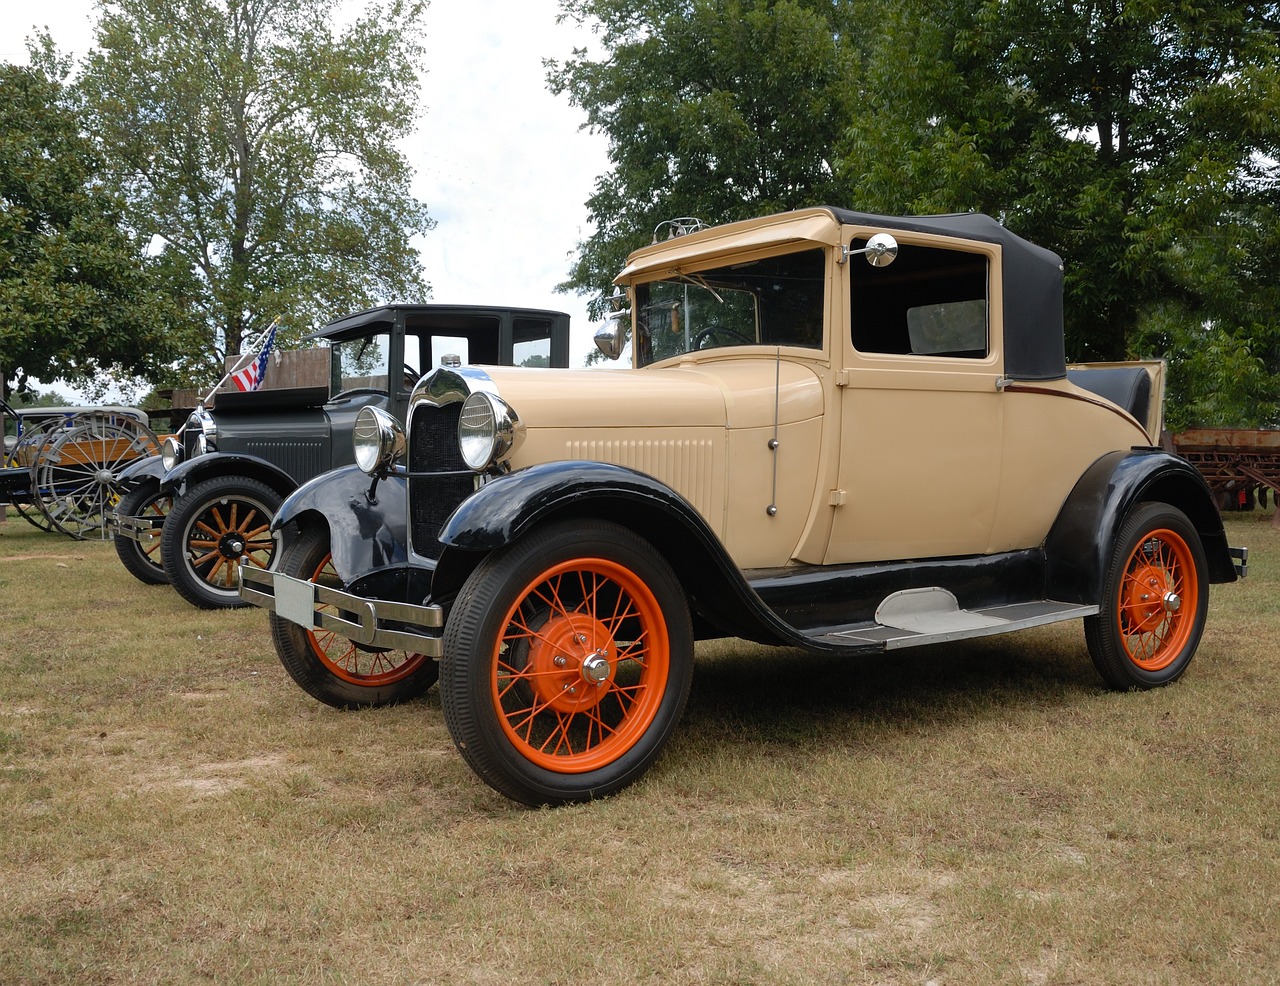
[1167,428,1280,524]
[1,401,161,539]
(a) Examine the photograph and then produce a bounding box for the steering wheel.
[692,326,753,350]
[403,363,420,389]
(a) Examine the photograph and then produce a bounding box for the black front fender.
[161,452,298,500]
[117,454,165,487]
[430,460,802,647]
[273,464,412,585]
[1045,448,1235,604]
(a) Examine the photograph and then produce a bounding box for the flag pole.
[175,318,280,438]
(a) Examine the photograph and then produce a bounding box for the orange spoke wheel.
[269,525,438,708]
[441,519,693,807]
[1085,503,1208,690]
[162,475,282,609]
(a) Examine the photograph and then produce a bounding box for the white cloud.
[0,0,612,400]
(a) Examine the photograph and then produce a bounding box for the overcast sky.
[0,0,614,394]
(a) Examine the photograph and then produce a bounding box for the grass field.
[1,506,1277,984]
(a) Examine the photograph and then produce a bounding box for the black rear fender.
[1045,448,1235,605]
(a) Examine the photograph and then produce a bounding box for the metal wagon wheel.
[32,411,161,540]
[2,411,64,533]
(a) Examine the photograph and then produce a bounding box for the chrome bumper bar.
[112,512,164,543]
[238,564,444,656]
[1230,545,1249,579]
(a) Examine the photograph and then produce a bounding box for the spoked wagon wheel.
[270,525,438,708]
[440,519,693,807]
[161,475,281,608]
[33,411,161,540]
[2,414,63,533]
[112,479,172,585]
[1084,503,1209,690]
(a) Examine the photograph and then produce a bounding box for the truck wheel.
[439,519,693,806]
[1084,502,1208,690]
[162,475,281,609]
[112,479,171,585]
[270,525,438,708]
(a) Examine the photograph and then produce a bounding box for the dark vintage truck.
[239,207,1247,807]
[112,304,570,607]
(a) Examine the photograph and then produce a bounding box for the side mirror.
[593,310,628,361]
[847,232,899,268]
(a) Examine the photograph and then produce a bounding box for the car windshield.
[330,332,393,394]
[634,247,825,367]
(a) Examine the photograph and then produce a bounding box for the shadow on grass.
[680,626,1104,749]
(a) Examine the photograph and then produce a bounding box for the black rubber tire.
[1084,502,1209,690]
[112,480,172,585]
[439,519,693,807]
[161,474,282,609]
[270,525,439,708]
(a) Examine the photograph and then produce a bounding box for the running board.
[809,588,1098,650]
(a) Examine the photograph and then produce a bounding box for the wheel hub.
[1125,562,1174,633]
[220,533,246,558]
[524,613,615,713]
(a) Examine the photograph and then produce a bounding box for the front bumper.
[1230,545,1249,579]
[112,511,164,544]
[238,564,445,656]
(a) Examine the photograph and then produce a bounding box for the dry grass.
[1,505,1278,984]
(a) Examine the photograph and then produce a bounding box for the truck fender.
[272,464,411,584]
[430,460,804,647]
[117,453,165,486]
[161,452,298,501]
[1045,448,1236,605]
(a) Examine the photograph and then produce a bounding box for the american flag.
[231,323,277,392]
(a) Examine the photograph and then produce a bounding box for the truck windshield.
[634,247,825,367]
[330,333,393,394]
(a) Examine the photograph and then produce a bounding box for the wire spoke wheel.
[1085,503,1208,690]
[1116,529,1198,671]
[269,525,437,707]
[441,519,692,807]
[493,558,670,771]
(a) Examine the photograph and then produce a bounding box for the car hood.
[477,359,825,431]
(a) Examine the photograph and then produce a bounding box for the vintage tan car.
[240,207,1246,807]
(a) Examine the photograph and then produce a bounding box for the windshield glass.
[634,248,825,367]
[329,332,392,394]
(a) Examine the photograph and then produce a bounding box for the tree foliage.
[550,0,864,317]
[0,39,194,402]
[77,0,435,386]
[554,0,1280,426]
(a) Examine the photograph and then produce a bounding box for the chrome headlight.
[458,391,524,472]
[161,435,183,471]
[353,405,405,475]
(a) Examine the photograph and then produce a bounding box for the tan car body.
[477,208,1153,570]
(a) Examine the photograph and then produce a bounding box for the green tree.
[0,39,193,402]
[844,0,1280,378]
[550,0,864,316]
[555,0,1280,425]
[77,0,435,386]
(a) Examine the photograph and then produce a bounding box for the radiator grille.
[242,441,324,483]
[409,403,472,558]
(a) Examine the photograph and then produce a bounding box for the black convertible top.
[830,208,1067,381]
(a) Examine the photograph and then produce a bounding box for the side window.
[513,317,553,368]
[849,240,988,358]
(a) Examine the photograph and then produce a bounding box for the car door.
[826,230,1006,564]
